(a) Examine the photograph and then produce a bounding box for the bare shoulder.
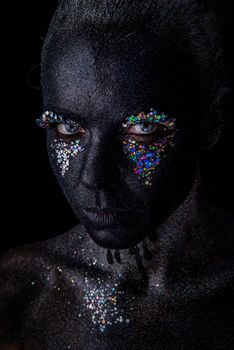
[0,223,88,305]
[0,224,87,272]
[0,224,87,346]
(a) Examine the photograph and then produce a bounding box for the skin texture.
[43,32,202,250]
[0,1,233,349]
[42,5,203,251]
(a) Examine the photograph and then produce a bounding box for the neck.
[75,184,217,290]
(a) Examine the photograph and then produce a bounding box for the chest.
[19,272,233,350]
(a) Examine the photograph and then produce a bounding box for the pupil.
[141,122,154,133]
[64,119,79,133]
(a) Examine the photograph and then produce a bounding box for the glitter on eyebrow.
[36,111,64,128]
[121,108,174,128]
[51,138,85,176]
[122,108,176,186]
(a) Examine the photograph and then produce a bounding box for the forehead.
[42,29,195,124]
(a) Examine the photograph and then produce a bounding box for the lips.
[82,205,139,228]
[82,207,118,227]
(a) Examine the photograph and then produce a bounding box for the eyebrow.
[121,108,168,126]
[59,110,84,122]
[55,110,87,125]
[43,107,171,128]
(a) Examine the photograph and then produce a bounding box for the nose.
[80,131,120,190]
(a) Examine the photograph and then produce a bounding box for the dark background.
[1,0,233,253]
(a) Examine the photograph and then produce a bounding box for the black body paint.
[0,1,233,349]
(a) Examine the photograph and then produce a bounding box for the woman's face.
[41,30,203,249]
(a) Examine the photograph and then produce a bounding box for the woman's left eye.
[126,122,158,135]
[57,119,85,135]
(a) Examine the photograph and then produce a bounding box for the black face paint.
[40,9,204,251]
[2,2,233,348]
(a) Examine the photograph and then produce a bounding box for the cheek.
[122,135,175,186]
[50,137,85,176]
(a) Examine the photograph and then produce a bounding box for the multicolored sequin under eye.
[122,108,176,186]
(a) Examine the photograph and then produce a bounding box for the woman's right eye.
[57,119,86,136]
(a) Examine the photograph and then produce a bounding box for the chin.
[84,224,149,250]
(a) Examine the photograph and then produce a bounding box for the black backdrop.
[1,0,233,253]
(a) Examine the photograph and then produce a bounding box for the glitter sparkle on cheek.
[122,108,176,186]
[36,111,86,177]
[51,138,85,176]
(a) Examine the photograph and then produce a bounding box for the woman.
[1,0,233,349]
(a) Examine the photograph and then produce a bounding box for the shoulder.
[0,243,40,344]
[0,223,87,291]
[0,224,86,268]
[0,224,87,342]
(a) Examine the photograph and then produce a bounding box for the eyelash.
[36,112,84,141]
[54,127,82,141]
[37,111,175,144]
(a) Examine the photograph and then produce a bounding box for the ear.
[202,87,232,151]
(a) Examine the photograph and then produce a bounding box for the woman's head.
[40,0,229,249]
